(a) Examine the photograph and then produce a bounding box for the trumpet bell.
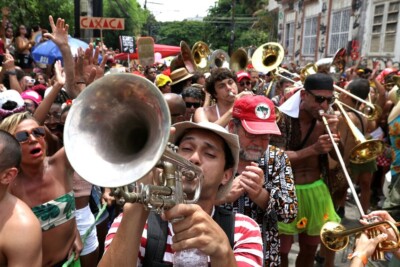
[252,42,284,73]
[320,221,349,251]
[64,73,171,187]
[350,139,385,164]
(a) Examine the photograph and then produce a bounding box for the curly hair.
[205,68,236,98]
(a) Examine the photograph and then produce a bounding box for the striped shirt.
[105,210,263,267]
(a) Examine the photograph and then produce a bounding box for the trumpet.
[321,220,400,260]
[64,73,202,211]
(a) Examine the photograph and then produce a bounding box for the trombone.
[319,101,386,260]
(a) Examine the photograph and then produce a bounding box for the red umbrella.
[114,44,181,60]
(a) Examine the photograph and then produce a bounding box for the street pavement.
[288,200,391,267]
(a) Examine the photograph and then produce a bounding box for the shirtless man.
[0,130,42,267]
[193,68,251,127]
[270,73,341,267]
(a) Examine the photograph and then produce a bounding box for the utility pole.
[228,0,235,55]
[74,0,80,37]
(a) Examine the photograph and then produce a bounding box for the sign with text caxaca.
[80,17,125,30]
[120,36,135,54]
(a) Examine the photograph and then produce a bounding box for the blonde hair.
[0,112,36,134]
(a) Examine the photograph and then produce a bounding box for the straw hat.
[170,67,193,85]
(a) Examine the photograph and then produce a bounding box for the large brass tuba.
[230,48,248,72]
[251,42,285,74]
[209,49,230,69]
[64,73,202,210]
[170,41,197,73]
[191,41,211,73]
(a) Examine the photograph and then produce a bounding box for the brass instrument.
[321,220,400,260]
[333,100,384,164]
[209,49,230,69]
[316,48,346,82]
[170,41,197,73]
[294,49,381,121]
[251,42,284,74]
[230,48,248,72]
[64,73,202,210]
[191,41,211,73]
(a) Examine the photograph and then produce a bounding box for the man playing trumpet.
[99,122,263,266]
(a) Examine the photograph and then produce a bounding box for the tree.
[156,20,206,46]
[103,0,148,50]
[1,0,74,33]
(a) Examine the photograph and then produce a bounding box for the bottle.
[173,248,208,267]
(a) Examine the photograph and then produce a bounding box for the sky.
[136,0,218,22]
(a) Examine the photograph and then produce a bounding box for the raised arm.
[43,15,76,98]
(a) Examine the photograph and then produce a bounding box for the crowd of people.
[0,8,400,267]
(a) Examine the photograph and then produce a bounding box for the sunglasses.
[307,90,335,105]
[15,127,45,143]
[185,102,201,108]
[244,131,270,140]
[239,81,251,87]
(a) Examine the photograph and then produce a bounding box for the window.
[370,1,399,54]
[285,22,295,55]
[329,9,351,55]
[302,17,318,55]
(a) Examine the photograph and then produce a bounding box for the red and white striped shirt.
[105,210,263,267]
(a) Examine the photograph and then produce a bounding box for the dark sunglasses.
[239,81,251,87]
[15,127,45,143]
[307,90,335,105]
[185,102,201,108]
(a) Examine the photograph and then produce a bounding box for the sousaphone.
[230,48,248,72]
[191,41,211,73]
[209,49,230,69]
[170,41,197,73]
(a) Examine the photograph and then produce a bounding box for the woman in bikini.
[0,112,82,267]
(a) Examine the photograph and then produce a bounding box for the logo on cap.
[255,104,270,119]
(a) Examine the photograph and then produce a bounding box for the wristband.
[348,251,367,266]
[5,70,16,75]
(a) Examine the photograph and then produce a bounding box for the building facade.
[270,0,400,69]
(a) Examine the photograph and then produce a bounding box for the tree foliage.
[1,0,74,33]
[154,20,207,47]
[103,0,148,50]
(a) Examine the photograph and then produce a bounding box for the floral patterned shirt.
[222,145,298,267]
[389,116,400,176]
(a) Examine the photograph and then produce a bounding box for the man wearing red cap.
[236,70,252,93]
[220,95,297,267]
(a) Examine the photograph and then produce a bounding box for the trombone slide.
[319,110,365,217]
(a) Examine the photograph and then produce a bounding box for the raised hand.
[44,15,69,48]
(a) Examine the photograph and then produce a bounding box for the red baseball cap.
[236,70,251,83]
[232,95,281,135]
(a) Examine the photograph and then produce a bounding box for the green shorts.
[278,179,340,236]
[349,160,378,178]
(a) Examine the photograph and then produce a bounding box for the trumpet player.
[194,68,252,128]
[270,73,341,267]
[100,122,264,267]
